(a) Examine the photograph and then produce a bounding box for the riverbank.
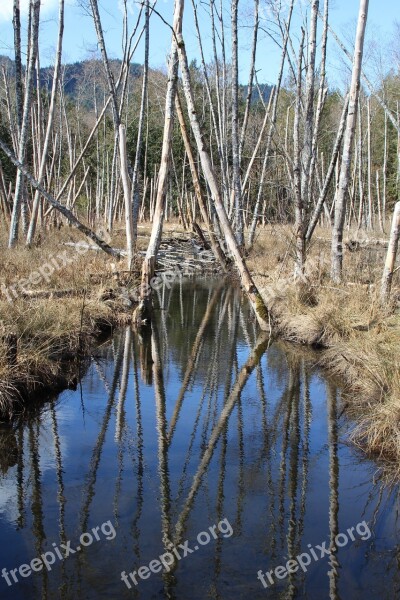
[1,221,399,478]
[0,221,219,418]
[0,225,137,418]
[249,224,400,478]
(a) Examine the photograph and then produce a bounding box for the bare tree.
[231,0,244,247]
[331,0,369,283]
[381,201,400,304]
[136,0,183,321]
[176,27,270,330]
[8,0,41,247]
[26,0,65,246]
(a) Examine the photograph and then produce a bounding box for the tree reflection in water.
[0,280,398,600]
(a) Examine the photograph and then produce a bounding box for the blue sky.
[0,0,398,87]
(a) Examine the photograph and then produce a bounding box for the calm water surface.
[0,280,399,600]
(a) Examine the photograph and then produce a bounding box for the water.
[0,280,399,600]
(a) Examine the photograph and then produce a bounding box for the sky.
[0,0,398,87]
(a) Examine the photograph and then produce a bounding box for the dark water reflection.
[0,280,399,600]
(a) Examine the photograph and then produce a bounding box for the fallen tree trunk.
[0,138,121,259]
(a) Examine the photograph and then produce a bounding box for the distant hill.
[240,83,273,105]
[0,54,273,109]
[0,56,142,108]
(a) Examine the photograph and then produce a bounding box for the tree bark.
[131,0,149,246]
[119,125,134,269]
[9,0,41,247]
[381,201,400,305]
[331,0,369,283]
[231,0,244,247]
[136,0,183,321]
[26,0,65,246]
[176,29,270,331]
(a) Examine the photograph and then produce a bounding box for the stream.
[0,279,399,599]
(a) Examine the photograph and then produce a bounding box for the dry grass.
[1,218,400,478]
[0,223,140,418]
[0,217,215,418]
[249,223,400,478]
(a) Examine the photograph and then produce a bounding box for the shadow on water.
[0,279,399,600]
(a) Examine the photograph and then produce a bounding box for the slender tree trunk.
[381,201,400,305]
[293,30,306,278]
[231,0,244,246]
[331,0,369,283]
[13,0,23,139]
[131,0,149,246]
[9,0,41,247]
[27,0,64,246]
[301,0,319,205]
[239,0,259,164]
[176,28,270,331]
[119,125,134,269]
[136,0,183,321]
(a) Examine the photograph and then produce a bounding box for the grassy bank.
[1,220,399,479]
[0,224,139,418]
[249,224,400,477]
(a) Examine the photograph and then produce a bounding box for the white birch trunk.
[331,0,369,283]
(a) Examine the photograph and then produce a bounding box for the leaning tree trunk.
[0,138,120,258]
[331,0,369,282]
[381,201,400,305]
[176,27,270,331]
[8,0,41,248]
[135,0,183,322]
[175,92,228,272]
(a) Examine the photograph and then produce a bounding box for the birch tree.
[331,0,369,282]
[381,201,400,304]
[176,26,270,330]
[26,0,65,246]
[136,0,183,320]
[8,0,41,247]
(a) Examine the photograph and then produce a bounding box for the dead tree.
[26,0,65,246]
[8,0,41,247]
[381,201,400,305]
[231,0,244,247]
[131,0,150,246]
[176,28,270,330]
[135,0,183,321]
[331,0,369,283]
